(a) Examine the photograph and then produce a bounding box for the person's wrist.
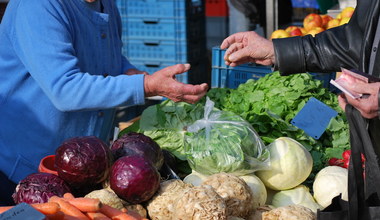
[378,89,380,120]
[144,75,155,97]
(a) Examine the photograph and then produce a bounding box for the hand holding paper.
[333,68,380,119]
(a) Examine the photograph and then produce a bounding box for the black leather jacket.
[273,0,380,152]
[273,0,379,77]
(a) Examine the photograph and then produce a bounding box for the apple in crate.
[303,13,323,31]
[270,29,291,39]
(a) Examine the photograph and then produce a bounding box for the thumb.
[160,64,191,77]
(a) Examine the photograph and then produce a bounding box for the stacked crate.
[115,0,208,85]
[211,47,336,89]
[211,47,273,89]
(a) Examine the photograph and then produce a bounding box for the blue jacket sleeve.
[10,0,145,112]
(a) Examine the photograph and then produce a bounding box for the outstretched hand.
[144,64,208,104]
[338,82,380,119]
[220,31,275,67]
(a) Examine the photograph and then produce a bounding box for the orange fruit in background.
[339,17,350,25]
[341,7,355,18]
[303,13,323,31]
[321,14,334,29]
[307,27,325,37]
[270,29,291,39]
[327,18,341,29]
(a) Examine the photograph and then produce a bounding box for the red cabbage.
[12,172,71,204]
[110,155,160,204]
[111,132,164,169]
[55,136,111,190]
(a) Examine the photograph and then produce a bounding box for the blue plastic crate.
[130,60,189,84]
[116,0,203,19]
[211,46,336,89]
[122,39,204,63]
[212,46,266,69]
[123,39,188,62]
[121,16,204,41]
[121,17,186,41]
[211,66,273,88]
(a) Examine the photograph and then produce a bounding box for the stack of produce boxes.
[115,0,208,85]
[211,46,336,89]
[211,47,273,89]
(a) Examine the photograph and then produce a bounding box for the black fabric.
[317,105,380,219]
[0,171,16,206]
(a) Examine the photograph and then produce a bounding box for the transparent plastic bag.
[185,97,270,176]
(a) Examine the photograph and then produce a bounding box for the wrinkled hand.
[144,64,208,104]
[220,31,275,67]
[338,82,380,119]
[125,68,148,76]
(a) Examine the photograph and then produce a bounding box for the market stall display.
[0,67,352,220]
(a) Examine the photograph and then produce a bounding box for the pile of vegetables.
[206,71,349,183]
[5,71,353,219]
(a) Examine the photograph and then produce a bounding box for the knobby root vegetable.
[147,179,192,220]
[85,189,125,210]
[262,205,316,220]
[172,185,227,220]
[202,172,254,218]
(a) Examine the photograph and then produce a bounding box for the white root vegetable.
[147,179,192,220]
[85,189,124,210]
[262,205,316,220]
[201,172,254,218]
[173,185,227,220]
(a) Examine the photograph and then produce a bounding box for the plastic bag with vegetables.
[185,97,270,176]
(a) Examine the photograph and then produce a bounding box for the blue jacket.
[0,0,145,183]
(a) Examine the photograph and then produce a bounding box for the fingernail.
[184,63,191,68]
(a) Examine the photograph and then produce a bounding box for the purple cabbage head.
[55,136,111,189]
[110,155,160,204]
[111,132,164,169]
[12,172,71,204]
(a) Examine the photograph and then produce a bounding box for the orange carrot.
[99,204,139,220]
[64,197,102,213]
[45,210,65,220]
[0,202,60,215]
[86,212,111,220]
[32,202,61,215]
[63,193,75,199]
[48,196,88,220]
[0,206,13,214]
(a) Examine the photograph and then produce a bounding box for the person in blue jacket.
[0,0,208,205]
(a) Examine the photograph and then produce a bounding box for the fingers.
[224,43,244,62]
[159,64,191,77]
[165,83,208,104]
[220,32,249,49]
[338,94,347,112]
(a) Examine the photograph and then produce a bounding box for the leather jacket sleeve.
[272,0,378,75]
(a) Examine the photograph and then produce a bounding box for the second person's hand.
[220,31,276,67]
[144,64,208,104]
